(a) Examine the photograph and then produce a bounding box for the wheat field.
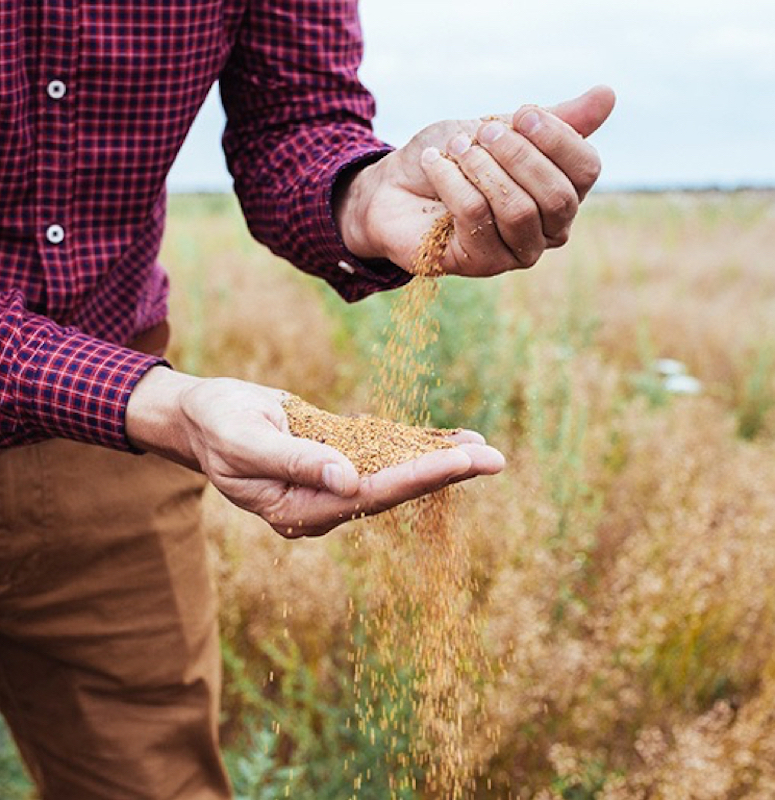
[2,190,775,799]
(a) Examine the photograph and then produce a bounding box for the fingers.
[417,86,613,276]
[421,132,576,271]
[228,426,361,498]
[447,429,486,445]
[509,107,602,201]
[421,145,525,275]
[420,115,603,274]
[358,447,475,514]
[258,447,471,537]
[454,443,506,476]
[459,121,580,246]
[434,443,506,487]
[244,443,505,539]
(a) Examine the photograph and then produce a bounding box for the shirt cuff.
[312,141,413,302]
[16,325,166,452]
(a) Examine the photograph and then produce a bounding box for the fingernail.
[447,134,471,157]
[322,463,346,495]
[421,146,441,167]
[518,110,542,136]
[479,121,506,146]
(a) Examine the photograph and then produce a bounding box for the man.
[0,0,614,797]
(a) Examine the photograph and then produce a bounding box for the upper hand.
[126,368,504,538]
[336,85,616,276]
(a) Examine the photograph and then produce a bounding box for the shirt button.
[47,80,67,100]
[337,260,356,274]
[46,224,65,245]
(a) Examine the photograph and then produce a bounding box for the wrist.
[333,159,384,261]
[125,366,203,468]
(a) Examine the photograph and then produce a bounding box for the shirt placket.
[36,0,80,321]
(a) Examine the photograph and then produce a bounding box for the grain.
[281,212,489,797]
[354,213,489,800]
[282,394,457,476]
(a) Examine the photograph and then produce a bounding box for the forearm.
[219,0,410,301]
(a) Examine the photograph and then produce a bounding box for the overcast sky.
[168,0,775,192]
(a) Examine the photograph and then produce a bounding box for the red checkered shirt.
[0,0,408,452]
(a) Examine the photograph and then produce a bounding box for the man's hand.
[125,367,504,538]
[335,85,616,276]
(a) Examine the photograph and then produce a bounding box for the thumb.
[545,85,616,139]
[242,427,361,497]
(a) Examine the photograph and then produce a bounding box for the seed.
[283,212,488,798]
[359,212,487,798]
[283,394,458,476]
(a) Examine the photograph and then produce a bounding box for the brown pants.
[0,439,231,799]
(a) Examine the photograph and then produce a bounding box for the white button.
[46,224,65,245]
[47,80,67,100]
[337,260,355,274]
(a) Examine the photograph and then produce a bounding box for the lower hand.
[336,85,616,276]
[126,368,504,538]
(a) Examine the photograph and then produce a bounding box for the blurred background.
[169,0,775,192]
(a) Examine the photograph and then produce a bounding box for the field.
[3,190,775,798]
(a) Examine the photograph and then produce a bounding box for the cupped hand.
[126,368,504,538]
[336,85,616,276]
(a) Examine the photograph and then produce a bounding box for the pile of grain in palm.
[282,393,457,476]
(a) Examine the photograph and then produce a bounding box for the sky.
[167,0,775,192]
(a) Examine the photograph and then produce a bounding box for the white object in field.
[652,358,687,377]
[664,374,703,395]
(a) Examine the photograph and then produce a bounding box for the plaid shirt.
[0,0,408,452]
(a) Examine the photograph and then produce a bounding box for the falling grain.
[358,212,490,799]
[281,211,489,797]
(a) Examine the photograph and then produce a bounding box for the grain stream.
[282,212,489,798]
[355,213,489,800]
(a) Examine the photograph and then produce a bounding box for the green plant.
[226,727,301,800]
[0,718,34,799]
[321,274,519,437]
[221,633,421,800]
[551,760,612,800]
[736,345,775,440]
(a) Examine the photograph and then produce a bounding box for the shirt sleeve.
[0,290,165,451]
[219,0,412,303]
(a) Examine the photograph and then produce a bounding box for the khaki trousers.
[0,439,231,799]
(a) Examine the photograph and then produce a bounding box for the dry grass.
[160,190,775,799]
[512,193,775,414]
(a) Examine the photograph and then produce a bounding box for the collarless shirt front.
[0,0,407,451]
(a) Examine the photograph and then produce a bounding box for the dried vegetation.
[161,191,775,799]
